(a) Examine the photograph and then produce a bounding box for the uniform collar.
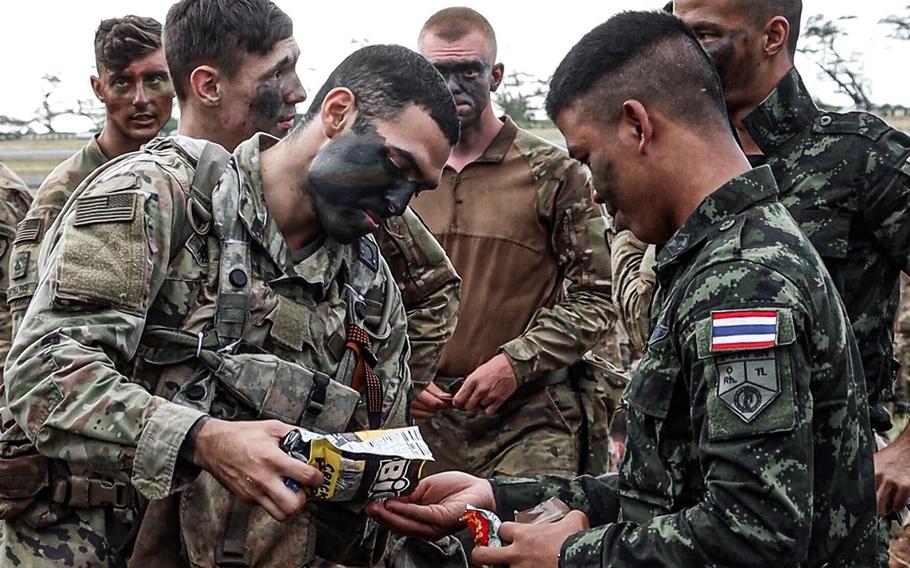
[233,132,346,292]
[741,67,819,155]
[86,133,111,162]
[472,115,519,164]
[656,166,779,269]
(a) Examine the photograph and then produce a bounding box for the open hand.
[874,436,910,516]
[366,471,495,539]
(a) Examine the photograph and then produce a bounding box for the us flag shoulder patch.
[13,218,42,244]
[711,309,778,352]
[74,193,138,227]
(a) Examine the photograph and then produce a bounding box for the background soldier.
[673,0,910,523]
[1,36,458,568]
[369,11,883,566]
[7,15,172,336]
[410,7,618,479]
[0,163,30,380]
[165,0,460,391]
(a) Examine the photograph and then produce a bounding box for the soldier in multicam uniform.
[368,12,884,567]
[0,37,458,568]
[0,163,31,380]
[8,15,172,336]
[409,7,620,480]
[671,0,910,522]
[160,0,460,391]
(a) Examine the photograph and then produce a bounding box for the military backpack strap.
[210,161,251,345]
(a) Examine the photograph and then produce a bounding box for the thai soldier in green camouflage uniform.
[411,8,620,480]
[0,163,31,382]
[673,0,910,520]
[8,15,173,338]
[368,12,883,567]
[1,43,458,567]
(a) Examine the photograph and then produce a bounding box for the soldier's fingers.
[262,419,297,439]
[415,388,449,410]
[453,378,477,409]
[410,406,435,420]
[270,451,324,490]
[472,543,514,566]
[877,480,896,516]
[368,501,449,540]
[892,484,910,516]
[262,475,308,519]
[424,382,453,400]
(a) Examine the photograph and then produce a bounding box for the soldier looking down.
[1,36,458,568]
[369,11,883,567]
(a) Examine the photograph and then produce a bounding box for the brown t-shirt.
[411,117,615,382]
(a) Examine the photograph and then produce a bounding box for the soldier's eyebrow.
[390,147,438,190]
[261,49,301,79]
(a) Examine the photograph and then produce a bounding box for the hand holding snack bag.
[281,426,434,502]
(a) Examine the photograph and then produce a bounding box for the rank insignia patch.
[711,309,778,352]
[715,352,780,422]
[74,193,138,227]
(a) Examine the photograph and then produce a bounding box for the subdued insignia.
[715,351,780,422]
[357,238,379,273]
[0,238,8,261]
[711,309,778,352]
[74,193,138,227]
[184,232,208,267]
[11,251,28,280]
[13,218,41,244]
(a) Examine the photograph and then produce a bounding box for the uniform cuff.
[489,476,546,522]
[559,526,609,568]
[132,400,205,500]
[500,339,539,385]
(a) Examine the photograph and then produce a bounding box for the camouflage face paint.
[434,60,494,131]
[308,126,420,244]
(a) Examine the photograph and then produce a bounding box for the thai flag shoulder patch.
[711,309,778,352]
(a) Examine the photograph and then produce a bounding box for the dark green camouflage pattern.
[743,68,910,432]
[491,167,883,567]
[1,133,411,566]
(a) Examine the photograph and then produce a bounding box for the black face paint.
[308,126,420,244]
[701,29,755,97]
[250,75,300,137]
[434,60,493,130]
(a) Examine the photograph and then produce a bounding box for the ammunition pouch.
[0,452,48,520]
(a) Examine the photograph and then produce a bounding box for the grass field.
[2,115,907,189]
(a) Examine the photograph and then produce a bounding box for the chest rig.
[136,137,393,434]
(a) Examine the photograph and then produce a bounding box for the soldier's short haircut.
[419,7,498,61]
[302,45,460,146]
[94,16,162,74]
[732,0,802,59]
[164,0,293,100]
[546,11,728,130]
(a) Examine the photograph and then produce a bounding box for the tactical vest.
[0,136,399,566]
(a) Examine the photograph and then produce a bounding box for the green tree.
[800,14,873,110]
[493,70,551,128]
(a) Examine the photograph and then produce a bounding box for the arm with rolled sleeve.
[501,162,618,384]
[3,164,204,501]
[608,229,656,352]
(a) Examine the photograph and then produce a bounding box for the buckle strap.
[51,476,135,508]
[345,324,383,429]
[215,498,253,567]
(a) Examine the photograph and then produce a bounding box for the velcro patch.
[74,193,138,227]
[711,309,778,352]
[358,238,379,273]
[14,218,41,244]
[715,352,780,422]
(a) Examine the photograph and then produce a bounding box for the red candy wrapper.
[461,505,503,547]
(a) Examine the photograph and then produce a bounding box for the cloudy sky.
[3,0,908,131]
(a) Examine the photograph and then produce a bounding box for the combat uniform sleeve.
[862,132,910,274]
[558,260,817,567]
[490,474,620,527]
[501,162,618,384]
[3,165,205,501]
[0,168,31,382]
[376,207,460,387]
[608,229,656,353]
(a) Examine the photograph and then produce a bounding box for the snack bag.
[281,426,434,502]
[461,505,503,547]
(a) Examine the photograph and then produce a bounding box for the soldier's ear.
[90,76,104,102]
[621,99,653,155]
[490,63,505,92]
[319,88,356,139]
[189,65,221,107]
[764,16,790,59]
